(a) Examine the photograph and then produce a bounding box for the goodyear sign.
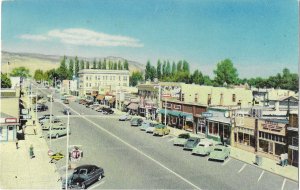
[50,152,64,161]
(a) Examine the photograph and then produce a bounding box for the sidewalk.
[168,126,298,182]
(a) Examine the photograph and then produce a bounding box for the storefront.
[0,117,19,142]
[257,119,287,160]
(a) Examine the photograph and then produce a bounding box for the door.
[268,142,274,154]
[7,126,15,141]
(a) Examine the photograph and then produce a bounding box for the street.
[36,87,298,190]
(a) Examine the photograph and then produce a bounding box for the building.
[0,88,20,142]
[287,111,298,167]
[78,69,130,97]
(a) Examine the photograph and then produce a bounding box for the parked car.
[47,125,71,139]
[63,108,72,115]
[42,121,64,130]
[130,116,143,126]
[62,165,104,189]
[39,114,54,122]
[34,104,48,112]
[139,120,158,131]
[85,101,94,107]
[102,107,114,114]
[119,114,132,121]
[208,145,230,162]
[183,137,201,150]
[173,133,190,146]
[153,124,170,136]
[145,123,156,133]
[192,141,214,156]
[40,117,61,126]
[89,103,100,109]
[79,99,86,104]
[63,99,69,104]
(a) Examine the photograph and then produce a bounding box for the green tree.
[97,60,102,69]
[190,69,204,84]
[203,75,213,86]
[1,73,11,88]
[34,69,44,81]
[69,58,74,79]
[124,60,129,70]
[177,60,183,72]
[92,59,97,69]
[102,59,107,69]
[213,59,239,86]
[150,66,157,81]
[86,61,90,69]
[182,60,190,73]
[166,61,171,77]
[162,61,166,78]
[129,71,144,86]
[118,60,122,70]
[75,56,79,77]
[156,60,162,79]
[57,56,69,80]
[172,61,176,75]
[10,66,31,78]
[145,61,152,81]
[80,60,85,70]
[113,62,118,70]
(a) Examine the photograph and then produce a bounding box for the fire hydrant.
[29,145,35,158]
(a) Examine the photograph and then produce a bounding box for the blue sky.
[2,0,298,78]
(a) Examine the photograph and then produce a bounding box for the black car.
[39,114,54,122]
[62,165,104,189]
[102,107,114,114]
[62,108,72,115]
[34,104,48,112]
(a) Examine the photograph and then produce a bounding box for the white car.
[119,114,132,121]
[145,124,155,133]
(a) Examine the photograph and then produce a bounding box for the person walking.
[33,125,37,135]
[29,144,35,158]
[280,153,285,167]
[15,138,19,149]
[284,153,289,166]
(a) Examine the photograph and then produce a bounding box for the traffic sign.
[50,152,64,161]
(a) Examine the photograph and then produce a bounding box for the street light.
[49,93,53,147]
[65,109,70,190]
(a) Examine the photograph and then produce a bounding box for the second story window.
[181,93,185,101]
[208,94,211,105]
[86,76,88,80]
[195,93,198,103]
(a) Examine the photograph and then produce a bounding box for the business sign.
[262,121,283,132]
[202,112,213,117]
[21,109,29,115]
[50,152,64,161]
[161,85,181,99]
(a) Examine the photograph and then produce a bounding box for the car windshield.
[187,139,195,142]
[214,148,223,151]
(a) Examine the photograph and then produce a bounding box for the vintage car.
[47,125,71,139]
[183,137,201,150]
[153,124,170,136]
[139,120,158,131]
[208,145,230,162]
[119,114,132,121]
[102,107,114,114]
[42,120,64,130]
[63,99,69,104]
[173,133,190,146]
[62,165,104,189]
[34,104,48,112]
[63,108,72,115]
[145,124,156,133]
[40,117,60,125]
[192,141,214,156]
[39,114,54,122]
[130,116,143,126]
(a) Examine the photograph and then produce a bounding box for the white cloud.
[19,34,49,41]
[19,28,143,48]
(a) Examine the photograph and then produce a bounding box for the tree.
[86,61,90,69]
[92,59,97,69]
[124,60,129,70]
[80,60,85,70]
[75,56,79,77]
[113,62,118,70]
[156,60,162,79]
[145,61,151,81]
[34,69,44,81]
[130,71,144,86]
[190,69,204,84]
[57,56,69,80]
[69,58,74,79]
[162,61,166,78]
[150,66,157,81]
[182,60,190,73]
[102,59,107,69]
[177,60,183,72]
[118,60,122,70]
[1,73,11,88]
[213,59,239,86]
[166,61,171,77]
[203,75,213,86]
[10,66,31,78]
[172,61,176,75]
[98,60,102,69]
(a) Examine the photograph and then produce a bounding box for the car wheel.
[55,134,59,139]
[98,174,102,181]
[81,183,86,189]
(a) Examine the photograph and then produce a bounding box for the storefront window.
[275,143,286,156]
[244,134,250,145]
[259,139,269,152]
[238,132,243,143]
[224,125,229,138]
[250,135,255,147]
[213,122,218,135]
[219,123,224,136]
[209,122,213,134]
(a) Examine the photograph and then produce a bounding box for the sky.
[1,0,299,78]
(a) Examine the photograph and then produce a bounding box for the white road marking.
[281,178,286,190]
[222,157,231,166]
[257,170,264,182]
[162,135,170,138]
[238,164,247,173]
[89,180,106,189]
[168,137,177,142]
[61,103,202,190]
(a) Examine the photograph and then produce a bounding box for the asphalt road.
[35,86,298,190]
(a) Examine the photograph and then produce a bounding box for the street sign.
[69,146,83,162]
[50,152,64,161]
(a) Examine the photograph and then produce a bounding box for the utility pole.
[65,110,70,190]
[50,93,53,147]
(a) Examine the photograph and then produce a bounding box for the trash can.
[256,155,262,166]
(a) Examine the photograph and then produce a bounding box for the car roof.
[199,141,212,146]
[75,165,99,170]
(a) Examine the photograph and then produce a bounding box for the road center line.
[62,103,202,190]
[281,178,286,190]
[238,164,247,173]
[222,157,231,166]
[257,170,264,182]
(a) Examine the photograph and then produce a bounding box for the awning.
[158,109,170,114]
[96,95,105,100]
[127,103,139,110]
[123,100,130,105]
[169,110,181,117]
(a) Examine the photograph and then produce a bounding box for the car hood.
[174,138,188,144]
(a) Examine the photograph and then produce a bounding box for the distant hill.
[1,51,145,75]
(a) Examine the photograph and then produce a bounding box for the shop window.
[181,93,185,101]
[219,123,224,136]
[213,123,218,135]
[275,143,286,156]
[209,122,213,134]
[224,125,229,138]
[238,132,243,143]
[234,133,237,142]
[250,135,255,147]
[232,94,236,102]
[259,139,269,152]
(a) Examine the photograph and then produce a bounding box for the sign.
[69,146,83,162]
[5,118,17,123]
[202,112,213,117]
[262,121,283,132]
[21,109,29,115]
[48,150,54,156]
[50,152,64,161]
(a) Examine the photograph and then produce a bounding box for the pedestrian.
[33,125,37,135]
[284,153,288,166]
[15,138,19,149]
[29,144,35,158]
[280,153,285,167]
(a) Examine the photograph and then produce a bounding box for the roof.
[74,164,98,170]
